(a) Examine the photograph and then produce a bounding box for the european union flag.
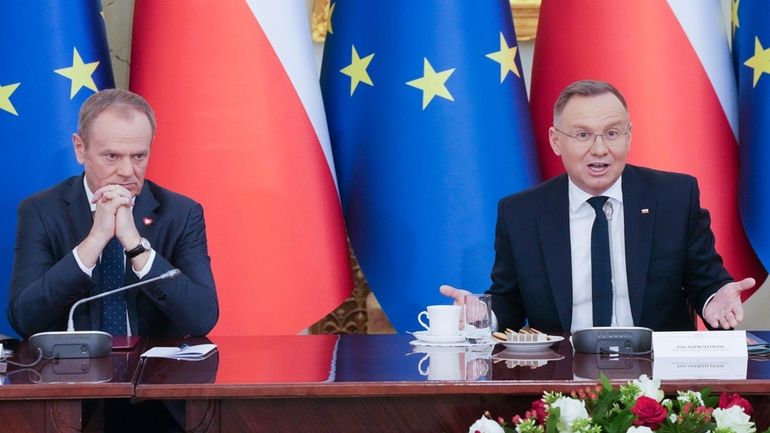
[321,1,539,331]
[733,1,770,273]
[0,1,114,336]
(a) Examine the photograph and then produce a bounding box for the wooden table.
[134,333,770,433]
[0,340,143,433]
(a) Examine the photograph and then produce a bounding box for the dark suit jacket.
[8,175,219,338]
[487,165,732,332]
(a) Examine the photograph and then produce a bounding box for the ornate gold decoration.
[311,0,333,43]
[309,241,396,334]
[311,0,542,43]
[511,0,542,41]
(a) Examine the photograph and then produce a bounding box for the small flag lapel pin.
[143,216,154,226]
[641,209,649,214]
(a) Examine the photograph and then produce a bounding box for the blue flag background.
[321,0,539,331]
[733,1,770,273]
[0,1,114,336]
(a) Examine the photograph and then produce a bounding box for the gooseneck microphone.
[29,269,181,359]
[66,269,181,332]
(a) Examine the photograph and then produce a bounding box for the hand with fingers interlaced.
[76,184,136,268]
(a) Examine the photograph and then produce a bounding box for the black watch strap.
[125,238,150,259]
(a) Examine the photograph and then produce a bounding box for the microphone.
[29,269,181,359]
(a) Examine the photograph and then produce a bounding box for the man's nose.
[116,157,133,176]
[589,134,609,154]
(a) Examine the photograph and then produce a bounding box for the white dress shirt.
[568,176,634,332]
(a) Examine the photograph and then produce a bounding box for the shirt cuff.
[72,246,95,277]
[132,249,156,279]
[702,292,717,318]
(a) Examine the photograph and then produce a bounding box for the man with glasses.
[442,80,754,332]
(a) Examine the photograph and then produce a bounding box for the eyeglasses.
[553,124,631,143]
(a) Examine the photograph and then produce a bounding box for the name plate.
[652,331,747,380]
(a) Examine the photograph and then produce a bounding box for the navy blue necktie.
[100,237,127,335]
[587,196,612,327]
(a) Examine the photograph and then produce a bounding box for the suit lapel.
[537,175,573,331]
[132,182,160,255]
[63,175,94,252]
[622,166,655,325]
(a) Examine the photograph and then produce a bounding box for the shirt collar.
[568,175,623,214]
[83,175,96,212]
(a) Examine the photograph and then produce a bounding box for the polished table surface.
[4,333,770,433]
[135,333,770,395]
[2,344,142,398]
[132,333,770,433]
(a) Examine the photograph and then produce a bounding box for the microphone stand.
[29,269,181,359]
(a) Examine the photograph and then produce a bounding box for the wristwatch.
[125,237,151,259]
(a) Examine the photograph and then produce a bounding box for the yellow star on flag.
[340,45,374,96]
[406,58,455,110]
[744,36,770,87]
[486,32,520,82]
[0,82,21,116]
[54,47,100,99]
[732,0,740,37]
[328,2,335,35]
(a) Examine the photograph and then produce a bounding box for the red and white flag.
[530,0,765,291]
[130,1,352,335]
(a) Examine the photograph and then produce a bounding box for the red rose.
[719,392,753,416]
[631,396,668,429]
[530,399,547,424]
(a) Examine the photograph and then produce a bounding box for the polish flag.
[530,0,765,291]
[130,1,352,335]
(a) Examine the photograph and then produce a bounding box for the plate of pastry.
[492,328,564,352]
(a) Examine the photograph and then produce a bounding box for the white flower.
[468,416,504,433]
[632,375,664,402]
[713,406,756,433]
[661,398,673,411]
[677,390,704,407]
[551,396,589,433]
[627,427,654,433]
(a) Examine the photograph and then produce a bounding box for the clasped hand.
[77,184,142,268]
[91,184,139,247]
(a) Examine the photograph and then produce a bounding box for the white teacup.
[417,305,462,336]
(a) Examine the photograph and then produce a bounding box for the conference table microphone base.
[29,331,112,359]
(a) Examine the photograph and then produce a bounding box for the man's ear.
[627,123,632,150]
[73,133,85,164]
[548,127,562,156]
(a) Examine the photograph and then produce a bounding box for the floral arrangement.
[469,374,767,433]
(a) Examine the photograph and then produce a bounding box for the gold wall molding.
[311,0,541,43]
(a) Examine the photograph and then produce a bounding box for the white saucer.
[411,330,465,344]
[493,348,564,361]
[410,344,466,354]
[495,335,564,352]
